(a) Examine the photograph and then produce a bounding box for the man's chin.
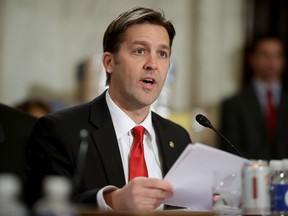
[135,99,158,109]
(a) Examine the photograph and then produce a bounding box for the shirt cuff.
[96,185,118,211]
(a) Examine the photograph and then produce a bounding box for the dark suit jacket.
[26,92,191,207]
[0,103,36,184]
[220,85,288,160]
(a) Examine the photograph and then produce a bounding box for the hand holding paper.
[163,143,248,210]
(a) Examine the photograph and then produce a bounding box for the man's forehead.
[257,40,283,51]
[131,40,170,50]
[124,24,170,45]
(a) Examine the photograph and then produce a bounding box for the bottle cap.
[0,174,21,198]
[270,160,283,171]
[257,160,268,166]
[43,176,71,199]
[282,159,288,170]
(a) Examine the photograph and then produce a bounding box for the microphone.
[195,114,244,157]
[73,129,89,194]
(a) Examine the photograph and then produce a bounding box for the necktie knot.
[267,89,273,99]
[132,126,145,143]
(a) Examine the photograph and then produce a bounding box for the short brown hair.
[249,35,286,56]
[103,7,176,85]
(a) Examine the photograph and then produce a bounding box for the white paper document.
[163,143,248,211]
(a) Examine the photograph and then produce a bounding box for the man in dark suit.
[26,7,191,211]
[0,103,36,185]
[220,36,288,160]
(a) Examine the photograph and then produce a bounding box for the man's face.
[250,39,285,83]
[104,24,170,110]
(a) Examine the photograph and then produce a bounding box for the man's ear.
[102,52,114,75]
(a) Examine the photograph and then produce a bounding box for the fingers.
[131,177,173,198]
[108,177,173,211]
[143,187,173,199]
[129,178,173,204]
[112,187,160,211]
[132,177,173,190]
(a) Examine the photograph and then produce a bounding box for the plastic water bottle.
[270,160,283,213]
[34,176,75,216]
[0,174,27,216]
[270,160,283,183]
[270,159,288,215]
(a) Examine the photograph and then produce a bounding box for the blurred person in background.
[0,103,36,190]
[15,99,51,118]
[220,36,288,160]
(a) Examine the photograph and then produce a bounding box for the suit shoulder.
[47,102,91,122]
[0,103,36,126]
[222,86,254,106]
[152,112,188,133]
[47,92,106,122]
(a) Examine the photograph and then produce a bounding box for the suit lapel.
[88,92,126,187]
[276,91,288,152]
[277,91,288,132]
[152,113,182,176]
[244,86,267,132]
[0,123,4,143]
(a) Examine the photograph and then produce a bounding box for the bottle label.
[271,184,288,211]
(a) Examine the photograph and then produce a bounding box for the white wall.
[0,0,245,111]
[192,0,244,107]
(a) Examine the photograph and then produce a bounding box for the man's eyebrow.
[132,40,170,51]
[132,40,148,46]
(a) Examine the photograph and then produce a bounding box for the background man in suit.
[0,103,36,187]
[26,7,191,211]
[220,36,288,160]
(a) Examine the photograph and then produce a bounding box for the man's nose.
[143,53,158,71]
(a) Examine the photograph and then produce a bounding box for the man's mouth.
[142,78,155,85]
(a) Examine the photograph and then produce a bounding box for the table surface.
[80,209,215,216]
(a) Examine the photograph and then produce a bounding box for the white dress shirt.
[253,79,281,113]
[96,91,163,210]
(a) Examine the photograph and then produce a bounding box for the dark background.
[243,0,288,88]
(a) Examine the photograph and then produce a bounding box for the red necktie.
[129,126,148,181]
[267,89,276,135]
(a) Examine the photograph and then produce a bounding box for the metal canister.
[242,160,271,215]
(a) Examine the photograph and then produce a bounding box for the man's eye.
[159,51,168,58]
[134,49,145,55]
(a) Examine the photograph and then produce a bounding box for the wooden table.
[80,209,215,216]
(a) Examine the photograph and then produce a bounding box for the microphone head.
[195,114,213,129]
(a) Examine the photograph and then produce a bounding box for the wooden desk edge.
[80,210,215,216]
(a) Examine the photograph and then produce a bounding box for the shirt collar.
[105,90,153,140]
[253,78,281,97]
[253,78,282,107]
